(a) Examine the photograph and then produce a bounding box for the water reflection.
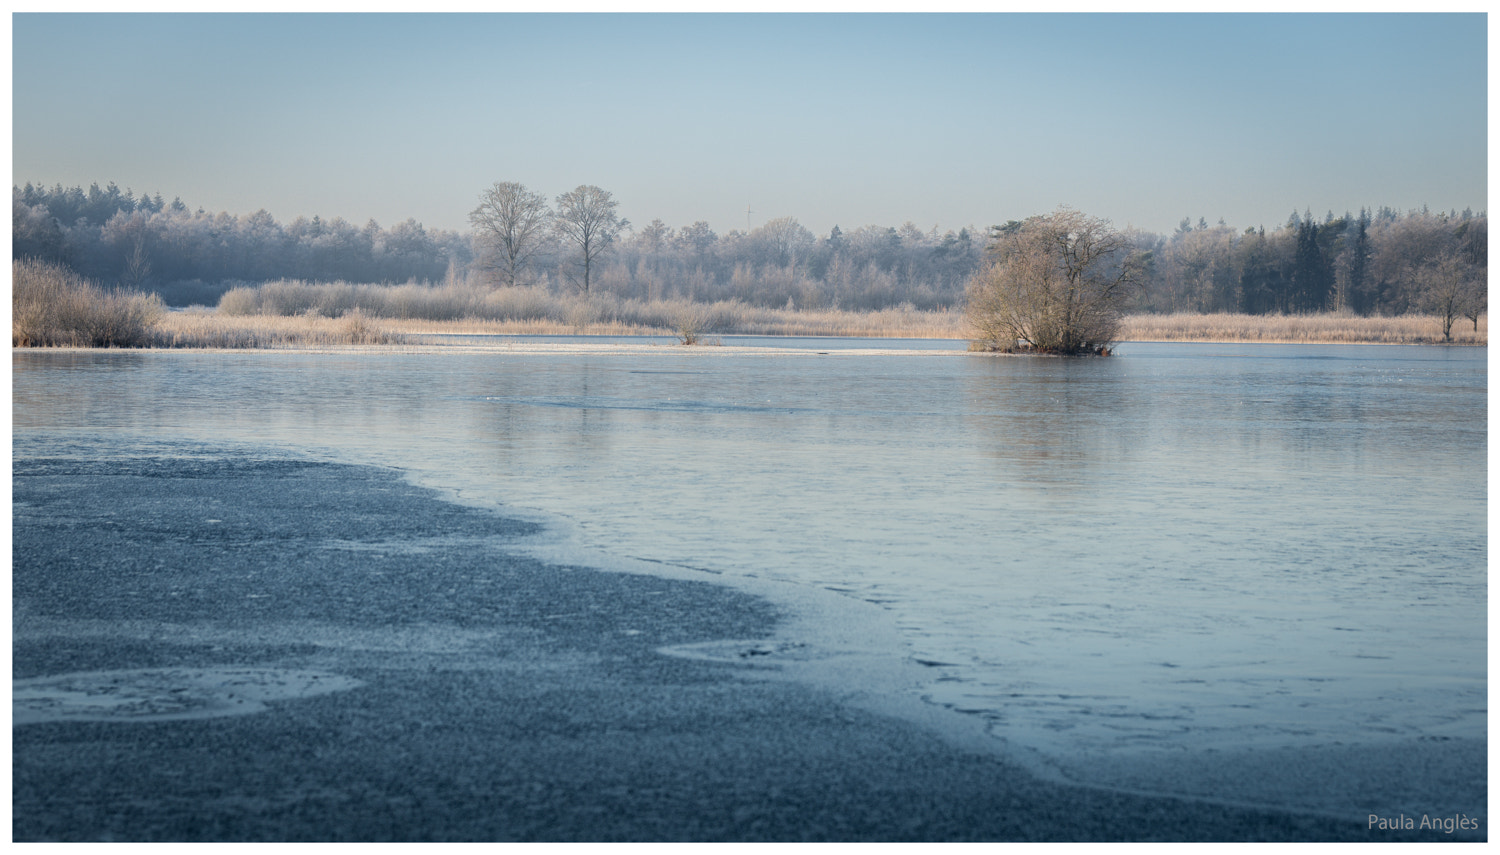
[962,356,1145,487]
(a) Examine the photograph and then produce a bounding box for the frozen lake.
[13,340,1486,814]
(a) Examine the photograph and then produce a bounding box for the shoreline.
[17,308,1489,354]
[157,310,1484,348]
[12,333,1489,359]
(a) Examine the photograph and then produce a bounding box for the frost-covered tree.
[1417,251,1481,341]
[469,181,551,287]
[635,218,672,256]
[553,185,627,294]
[966,207,1147,354]
[748,216,814,268]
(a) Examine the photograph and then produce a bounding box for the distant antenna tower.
[746,203,754,230]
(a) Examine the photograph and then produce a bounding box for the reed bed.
[384,305,969,339]
[12,259,165,347]
[12,261,406,348]
[724,304,967,338]
[1120,312,1487,345]
[383,318,670,337]
[216,279,972,339]
[153,308,404,348]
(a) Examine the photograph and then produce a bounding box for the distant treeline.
[12,181,1487,318]
[1136,209,1486,317]
[12,182,470,303]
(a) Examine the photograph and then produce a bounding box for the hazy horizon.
[12,13,1488,238]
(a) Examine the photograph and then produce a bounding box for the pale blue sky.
[11,13,1488,237]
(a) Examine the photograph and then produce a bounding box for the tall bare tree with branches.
[1417,250,1482,341]
[554,185,628,294]
[469,181,551,287]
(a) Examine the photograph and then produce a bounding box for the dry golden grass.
[1120,312,1487,345]
[382,317,670,337]
[729,305,967,338]
[386,306,970,339]
[12,259,165,347]
[153,308,403,348]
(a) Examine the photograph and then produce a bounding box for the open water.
[12,340,1487,812]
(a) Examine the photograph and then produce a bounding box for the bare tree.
[1457,216,1487,332]
[1462,288,1487,333]
[469,181,551,287]
[554,185,628,294]
[1417,251,1479,341]
[965,207,1147,355]
[122,233,151,289]
[102,209,157,289]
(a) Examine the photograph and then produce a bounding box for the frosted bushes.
[5,268,407,348]
[222,279,366,318]
[382,282,474,321]
[657,298,748,344]
[379,284,425,320]
[310,282,361,317]
[215,286,261,316]
[564,294,605,330]
[259,280,322,316]
[12,259,165,347]
[483,286,563,323]
[697,298,747,332]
